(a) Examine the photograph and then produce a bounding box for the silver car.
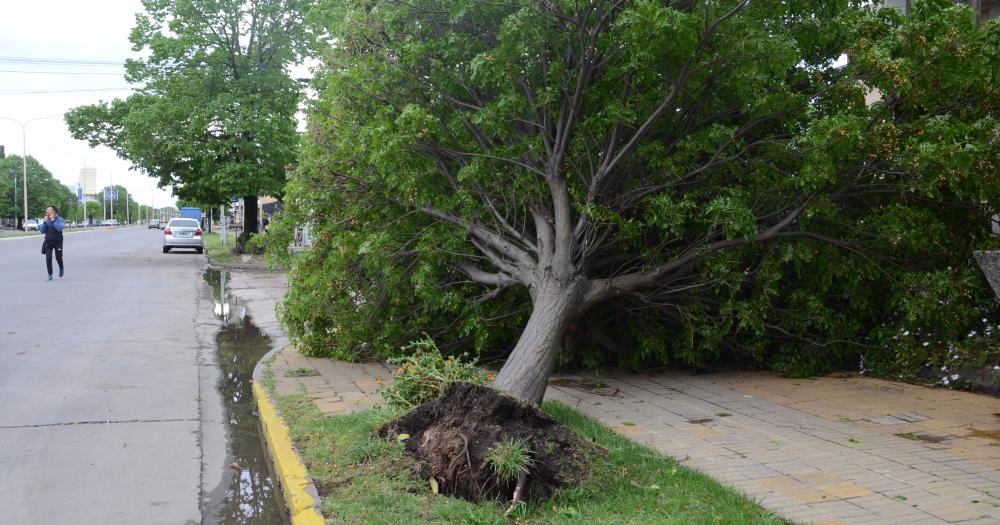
[163,218,204,253]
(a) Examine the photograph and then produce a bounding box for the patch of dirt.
[549,377,620,396]
[895,432,949,443]
[966,428,1000,443]
[379,382,599,503]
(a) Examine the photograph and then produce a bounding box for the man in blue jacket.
[40,205,65,281]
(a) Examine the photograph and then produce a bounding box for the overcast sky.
[0,0,175,209]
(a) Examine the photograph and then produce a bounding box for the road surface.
[0,227,229,524]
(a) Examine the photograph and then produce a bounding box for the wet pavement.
[1,226,222,524]
[203,268,287,525]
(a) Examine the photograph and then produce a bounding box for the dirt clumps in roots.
[379,382,598,503]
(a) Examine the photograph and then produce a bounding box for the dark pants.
[44,240,64,275]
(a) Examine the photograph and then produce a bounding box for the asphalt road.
[0,227,228,525]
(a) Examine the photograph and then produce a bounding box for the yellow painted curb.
[253,381,325,525]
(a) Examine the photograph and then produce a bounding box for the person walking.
[40,205,65,281]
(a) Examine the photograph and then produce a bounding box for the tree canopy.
[275,0,998,402]
[65,0,313,232]
[0,155,80,223]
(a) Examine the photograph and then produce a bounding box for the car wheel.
[196,248,204,254]
[163,247,170,253]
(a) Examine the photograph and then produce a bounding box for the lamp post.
[0,114,65,228]
[8,166,16,228]
[109,172,114,224]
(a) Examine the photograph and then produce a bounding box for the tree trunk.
[494,279,586,404]
[243,195,259,235]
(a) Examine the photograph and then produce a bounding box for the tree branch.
[584,200,807,305]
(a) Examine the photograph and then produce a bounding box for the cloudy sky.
[0,0,175,209]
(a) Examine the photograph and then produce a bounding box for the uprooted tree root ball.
[379,382,600,504]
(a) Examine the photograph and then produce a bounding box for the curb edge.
[252,377,324,525]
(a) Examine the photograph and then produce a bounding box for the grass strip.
[203,232,240,265]
[274,393,790,525]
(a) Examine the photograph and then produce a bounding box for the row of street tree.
[0,155,79,226]
[66,0,1000,403]
[0,155,156,226]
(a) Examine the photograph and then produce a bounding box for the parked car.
[24,219,39,231]
[163,218,203,254]
[148,219,160,229]
[101,219,118,226]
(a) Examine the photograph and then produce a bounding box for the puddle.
[204,268,288,524]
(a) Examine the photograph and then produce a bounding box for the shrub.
[379,338,492,409]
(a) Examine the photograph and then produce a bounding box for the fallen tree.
[277,0,999,402]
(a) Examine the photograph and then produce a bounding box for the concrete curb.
[252,346,325,525]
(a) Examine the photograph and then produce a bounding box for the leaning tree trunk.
[494,278,586,404]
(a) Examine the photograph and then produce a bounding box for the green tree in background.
[84,201,103,225]
[275,0,998,403]
[0,155,79,225]
[66,0,314,238]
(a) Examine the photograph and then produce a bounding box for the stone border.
[252,346,324,525]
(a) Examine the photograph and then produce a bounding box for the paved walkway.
[231,268,1000,525]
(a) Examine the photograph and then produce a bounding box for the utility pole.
[9,167,16,228]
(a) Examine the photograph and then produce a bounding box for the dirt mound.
[379,382,597,503]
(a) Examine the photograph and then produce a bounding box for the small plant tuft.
[379,338,490,409]
[285,367,320,377]
[484,437,534,483]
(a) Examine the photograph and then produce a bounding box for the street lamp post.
[9,167,16,228]
[0,114,65,228]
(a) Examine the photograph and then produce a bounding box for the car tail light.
[195,229,202,236]
[164,227,171,235]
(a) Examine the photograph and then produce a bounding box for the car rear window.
[170,219,199,228]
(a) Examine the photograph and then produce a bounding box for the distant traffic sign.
[104,190,118,200]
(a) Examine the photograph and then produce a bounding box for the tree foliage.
[65,0,312,232]
[0,155,80,223]
[274,0,999,401]
[96,184,147,224]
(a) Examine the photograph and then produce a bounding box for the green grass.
[204,232,268,266]
[0,231,40,238]
[274,393,790,525]
[203,232,241,265]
